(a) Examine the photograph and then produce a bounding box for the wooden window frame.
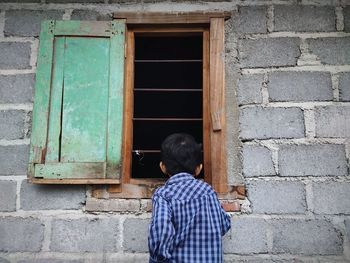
[93,12,246,199]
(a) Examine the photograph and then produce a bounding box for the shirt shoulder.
[156,177,217,202]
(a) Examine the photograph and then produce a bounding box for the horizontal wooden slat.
[30,178,120,185]
[54,21,113,36]
[34,163,106,179]
[113,12,231,24]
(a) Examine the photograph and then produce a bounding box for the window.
[28,13,245,199]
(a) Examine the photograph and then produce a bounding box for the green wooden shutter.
[28,20,125,184]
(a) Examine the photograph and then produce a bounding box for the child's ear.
[159,162,167,175]
[194,164,203,176]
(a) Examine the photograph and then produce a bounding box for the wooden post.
[210,17,228,194]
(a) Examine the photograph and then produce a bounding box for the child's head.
[160,133,202,176]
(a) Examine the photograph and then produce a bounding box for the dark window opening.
[132,34,204,179]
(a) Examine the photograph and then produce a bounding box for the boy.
[148,133,231,263]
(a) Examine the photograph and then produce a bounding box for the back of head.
[161,133,202,176]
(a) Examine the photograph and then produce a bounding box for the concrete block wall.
[0,0,349,262]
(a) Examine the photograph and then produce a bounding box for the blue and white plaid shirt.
[148,173,231,263]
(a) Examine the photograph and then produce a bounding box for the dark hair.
[161,133,202,176]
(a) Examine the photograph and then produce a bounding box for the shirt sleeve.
[148,194,175,263]
[220,206,231,236]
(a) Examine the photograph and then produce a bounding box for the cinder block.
[242,145,275,177]
[234,6,267,34]
[0,110,27,140]
[268,72,333,102]
[312,181,350,214]
[239,107,304,140]
[0,145,29,175]
[307,37,350,65]
[271,219,342,255]
[344,6,350,32]
[20,180,85,210]
[239,38,300,68]
[315,106,350,138]
[71,10,110,20]
[85,198,140,212]
[223,218,268,254]
[0,181,16,212]
[123,218,150,253]
[0,74,35,103]
[279,144,347,176]
[5,10,64,37]
[247,180,306,214]
[18,260,83,263]
[111,0,141,3]
[345,220,350,242]
[0,42,31,69]
[47,0,104,2]
[237,74,263,105]
[339,73,350,101]
[51,218,120,252]
[0,0,39,2]
[274,5,335,32]
[0,217,44,252]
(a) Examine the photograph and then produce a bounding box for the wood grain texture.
[210,18,228,193]
[30,178,120,185]
[30,20,125,184]
[34,163,106,179]
[107,20,126,179]
[113,12,231,24]
[46,37,65,162]
[28,20,55,174]
[203,30,211,185]
[121,30,135,184]
[54,21,112,36]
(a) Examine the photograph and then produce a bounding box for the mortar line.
[262,73,269,105]
[336,6,344,32]
[240,101,350,109]
[240,137,348,145]
[30,38,39,68]
[42,217,52,252]
[118,216,125,251]
[267,5,274,33]
[242,65,350,74]
[15,178,22,211]
[266,223,274,252]
[331,73,341,101]
[304,179,314,215]
[0,104,33,111]
[63,9,73,20]
[0,175,27,181]
[0,10,5,37]
[304,108,316,138]
[0,139,30,146]
[297,38,321,66]
[259,140,279,174]
[243,31,350,39]
[0,69,36,75]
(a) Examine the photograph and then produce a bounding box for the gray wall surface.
[0,0,350,262]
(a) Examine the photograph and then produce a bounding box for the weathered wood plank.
[202,30,211,185]
[28,20,55,175]
[61,37,109,162]
[113,12,231,24]
[30,178,120,185]
[54,21,112,36]
[106,20,126,179]
[46,37,65,162]
[34,163,106,179]
[210,18,228,193]
[121,30,135,184]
